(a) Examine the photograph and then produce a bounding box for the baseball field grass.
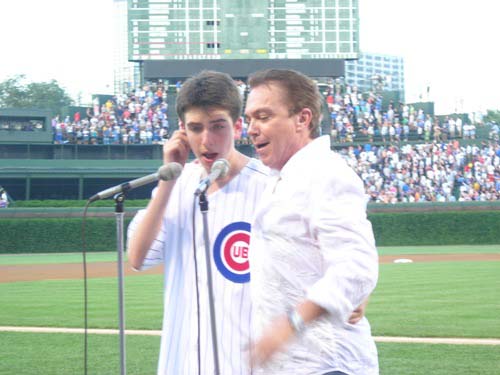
[1,332,498,375]
[1,245,499,374]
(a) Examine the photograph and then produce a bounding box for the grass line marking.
[0,326,161,336]
[373,336,500,345]
[1,326,499,345]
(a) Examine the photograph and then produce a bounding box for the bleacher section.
[1,79,498,203]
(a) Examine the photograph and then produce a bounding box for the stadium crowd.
[47,79,499,203]
[323,82,474,144]
[320,81,499,202]
[50,79,250,146]
[50,78,482,146]
[51,80,171,146]
[340,141,500,203]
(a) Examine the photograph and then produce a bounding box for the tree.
[0,75,74,116]
[483,109,500,125]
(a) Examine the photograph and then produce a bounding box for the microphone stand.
[114,193,127,375]
[198,192,220,375]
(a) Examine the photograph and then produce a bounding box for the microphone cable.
[81,200,91,375]
[191,197,202,375]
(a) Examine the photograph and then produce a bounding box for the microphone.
[88,162,183,203]
[194,159,230,196]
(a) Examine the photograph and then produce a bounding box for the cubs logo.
[213,221,251,283]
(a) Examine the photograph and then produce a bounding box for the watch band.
[287,309,306,333]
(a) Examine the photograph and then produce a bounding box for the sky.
[1,0,499,115]
[359,0,500,115]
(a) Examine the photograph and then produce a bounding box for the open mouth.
[202,152,218,161]
[255,142,269,150]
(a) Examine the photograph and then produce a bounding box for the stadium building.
[345,52,405,100]
[1,0,361,201]
[113,0,142,95]
[125,0,358,80]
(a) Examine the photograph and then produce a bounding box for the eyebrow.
[209,118,228,125]
[186,118,228,127]
[245,107,273,117]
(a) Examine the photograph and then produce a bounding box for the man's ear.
[179,121,185,130]
[296,108,313,132]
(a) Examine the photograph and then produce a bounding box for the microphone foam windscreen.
[213,159,230,178]
[158,162,183,181]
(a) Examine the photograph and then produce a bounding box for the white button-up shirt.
[250,136,379,374]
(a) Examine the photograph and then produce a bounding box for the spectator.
[489,122,499,141]
[0,187,9,208]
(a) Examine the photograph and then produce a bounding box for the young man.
[245,69,379,375]
[127,71,269,375]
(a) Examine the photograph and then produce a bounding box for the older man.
[245,69,379,375]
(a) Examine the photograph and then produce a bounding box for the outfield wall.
[0,145,254,200]
[1,203,499,253]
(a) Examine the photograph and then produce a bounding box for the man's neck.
[207,151,249,194]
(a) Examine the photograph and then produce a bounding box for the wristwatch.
[287,309,306,334]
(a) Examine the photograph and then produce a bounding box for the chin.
[262,159,274,169]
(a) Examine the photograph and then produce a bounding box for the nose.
[201,128,213,146]
[247,118,258,137]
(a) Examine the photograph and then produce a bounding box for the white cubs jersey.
[127,158,269,375]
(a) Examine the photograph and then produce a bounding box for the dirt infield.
[1,253,499,283]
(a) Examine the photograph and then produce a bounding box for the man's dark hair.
[247,69,323,138]
[176,70,242,123]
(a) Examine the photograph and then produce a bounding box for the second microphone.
[194,159,230,196]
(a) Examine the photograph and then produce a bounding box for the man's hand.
[348,298,369,325]
[250,315,294,368]
[163,129,190,166]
